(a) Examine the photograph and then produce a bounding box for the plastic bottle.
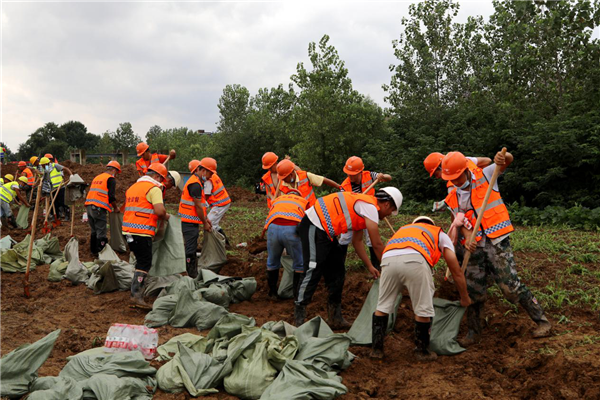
[82,212,88,222]
[141,328,158,359]
[104,323,124,353]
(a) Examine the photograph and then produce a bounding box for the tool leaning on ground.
[444,147,507,281]
[24,180,43,298]
[41,180,68,233]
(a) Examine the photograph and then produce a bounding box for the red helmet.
[147,163,168,180]
[441,152,468,180]
[200,157,217,174]
[277,160,296,180]
[44,153,53,160]
[106,160,122,172]
[262,152,278,169]
[189,160,201,173]
[343,156,364,175]
[18,161,26,167]
[424,152,444,177]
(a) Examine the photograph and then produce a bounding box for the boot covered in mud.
[327,303,351,330]
[370,313,388,359]
[458,302,483,348]
[368,246,381,271]
[294,304,306,327]
[186,254,198,279]
[414,320,437,362]
[130,271,152,310]
[97,237,108,253]
[267,269,279,298]
[532,315,552,338]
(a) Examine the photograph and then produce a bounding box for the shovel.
[24,180,43,298]
[41,181,64,233]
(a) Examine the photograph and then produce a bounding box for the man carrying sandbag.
[85,161,121,257]
[370,216,471,361]
[123,163,171,309]
[0,176,31,228]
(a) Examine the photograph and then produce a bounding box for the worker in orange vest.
[84,161,121,256]
[198,157,232,245]
[339,156,392,270]
[135,142,176,177]
[371,216,471,361]
[123,163,171,309]
[276,160,341,207]
[263,190,309,299]
[179,160,211,278]
[259,152,301,208]
[441,151,551,344]
[17,161,36,188]
[295,187,403,328]
[424,152,491,195]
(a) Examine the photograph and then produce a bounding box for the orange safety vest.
[178,175,207,224]
[280,170,317,207]
[135,153,161,176]
[445,160,476,191]
[444,164,514,241]
[206,174,231,207]
[21,167,35,186]
[341,171,375,195]
[264,194,308,231]
[383,223,443,267]
[261,171,277,208]
[122,181,160,236]
[314,192,379,240]
[85,172,114,212]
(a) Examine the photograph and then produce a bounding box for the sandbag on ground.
[150,216,186,277]
[0,329,61,398]
[198,230,227,273]
[64,237,94,284]
[28,376,83,400]
[294,317,354,372]
[347,279,402,345]
[86,245,134,294]
[430,298,467,355]
[16,204,30,229]
[277,255,294,299]
[1,233,62,272]
[0,235,15,249]
[108,212,127,253]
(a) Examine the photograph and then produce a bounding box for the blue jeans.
[266,224,303,272]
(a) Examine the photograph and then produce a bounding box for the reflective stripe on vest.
[264,194,308,230]
[262,171,277,208]
[85,172,114,212]
[341,171,375,195]
[280,170,317,207]
[178,174,205,224]
[0,182,18,203]
[136,153,161,175]
[315,192,378,240]
[207,174,231,207]
[23,168,35,186]
[383,223,443,267]
[122,181,160,236]
[49,163,63,188]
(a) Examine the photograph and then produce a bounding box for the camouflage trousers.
[465,237,547,324]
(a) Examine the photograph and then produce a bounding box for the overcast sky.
[1,1,499,153]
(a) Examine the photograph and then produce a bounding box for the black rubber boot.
[186,254,198,279]
[414,321,437,361]
[267,269,279,298]
[370,313,388,359]
[327,303,351,330]
[294,304,306,327]
[130,271,152,310]
[97,237,108,253]
[217,228,231,248]
[293,272,304,300]
[458,302,483,348]
[8,216,18,229]
[340,244,349,269]
[368,246,381,271]
[90,234,98,256]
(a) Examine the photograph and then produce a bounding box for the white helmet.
[379,187,403,215]
[168,171,182,190]
[412,216,435,226]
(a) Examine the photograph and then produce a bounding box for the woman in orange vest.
[339,156,392,271]
[135,142,176,177]
[198,157,232,245]
[295,187,403,328]
[84,161,121,256]
[371,216,470,361]
[179,160,211,278]
[123,163,171,309]
[441,151,551,344]
[276,160,341,207]
[263,191,309,299]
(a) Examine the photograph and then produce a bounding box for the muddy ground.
[1,163,600,399]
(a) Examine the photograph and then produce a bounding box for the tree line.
[15,0,600,209]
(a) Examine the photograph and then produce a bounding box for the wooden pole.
[24,180,43,298]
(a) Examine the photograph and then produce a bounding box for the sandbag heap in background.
[1,233,63,273]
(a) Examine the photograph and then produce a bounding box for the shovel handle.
[24,180,43,298]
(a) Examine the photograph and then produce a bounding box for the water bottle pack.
[104,324,158,359]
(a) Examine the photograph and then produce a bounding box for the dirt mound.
[247,235,267,255]
[1,163,19,178]
[228,186,262,203]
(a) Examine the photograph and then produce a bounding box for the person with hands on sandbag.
[294,187,403,329]
[123,163,171,309]
[198,157,232,246]
[370,216,471,362]
[178,160,211,279]
[84,161,121,257]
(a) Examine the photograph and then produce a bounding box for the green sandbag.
[199,284,232,308]
[0,248,38,272]
[259,360,347,400]
[108,212,127,253]
[294,317,354,372]
[0,235,15,249]
[347,280,402,345]
[16,205,30,229]
[198,230,227,273]
[207,313,256,340]
[168,289,229,331]
[430,298,467,355]
[143,275,183,298]
[156,333,211,362]
[48,259,68,281]
[277,255,294,299]
[150,216,186,277]
[28,376,83,400]
[0,329,61,398]
[59,351,156,381]
[80,373,155,400]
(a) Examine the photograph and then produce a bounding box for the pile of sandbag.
[0,233,63,272]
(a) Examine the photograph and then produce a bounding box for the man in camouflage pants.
[442,150,551,346]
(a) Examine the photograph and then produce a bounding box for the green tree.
[17,122,68,161]
[111,122,141,153]
[61,120,100,150]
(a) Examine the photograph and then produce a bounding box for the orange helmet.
[44,153,53,160]
[106,160,121,172]
[343,156,364,175]
[262,152,278,169]
[277,160,296,180]
[136,142,150,157]
[189,159,201,173]
[147,163,168,180]
[18,161,26,167]
[30,156,38,165]
[424,152,444,177]
[200,157,217,174]
[441,152,467,180]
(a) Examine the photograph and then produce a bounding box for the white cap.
[168,171,182,190]
[412,216,435,226]
[379,187,403,216]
